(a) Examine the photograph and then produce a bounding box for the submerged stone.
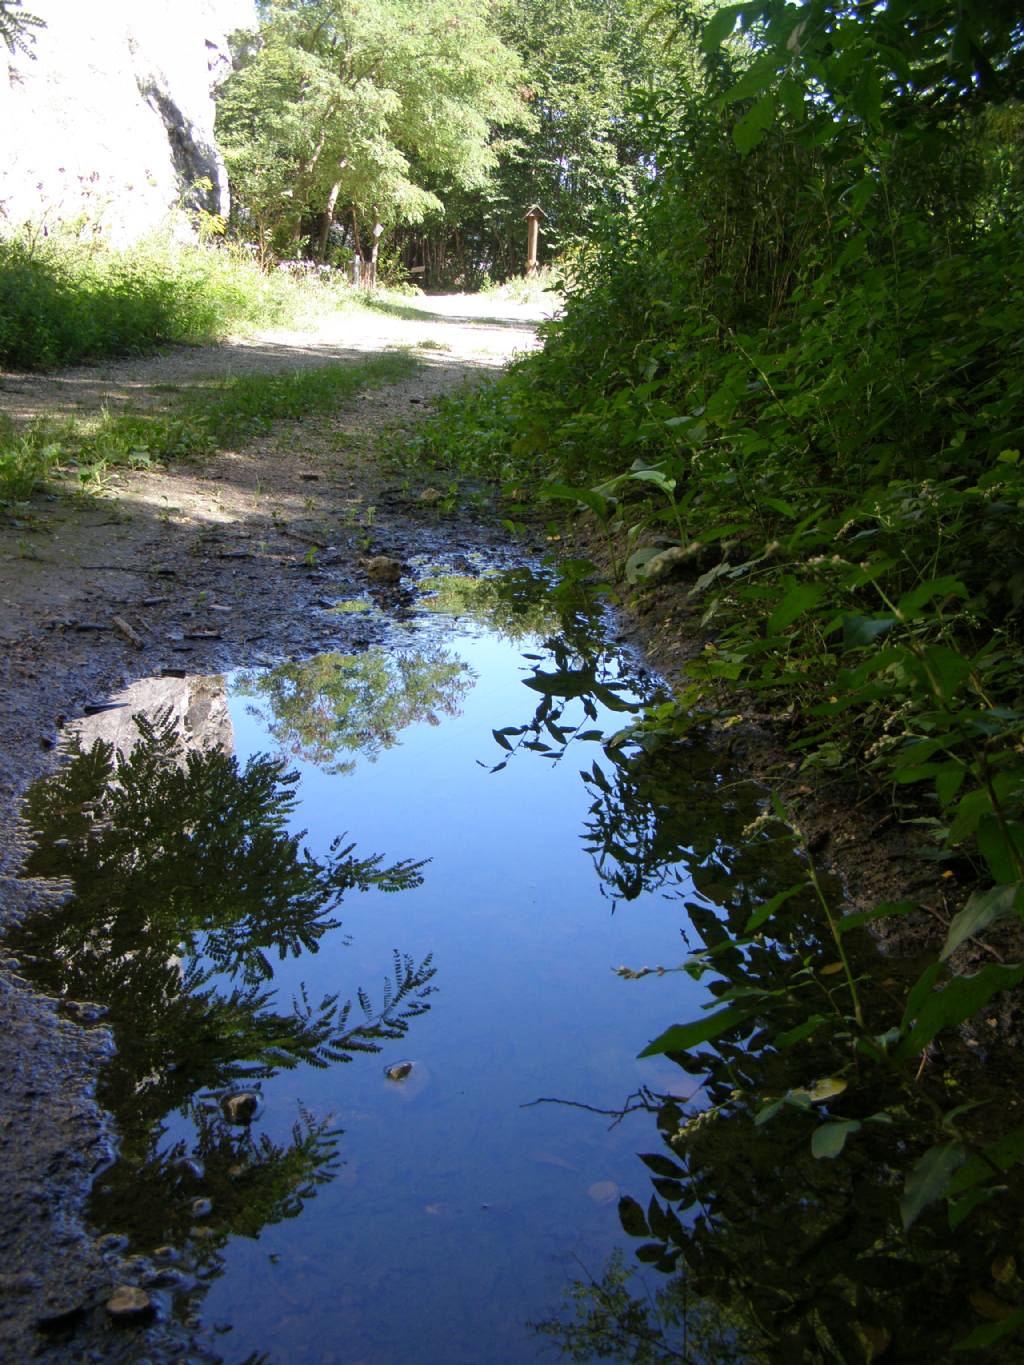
[105,1285,153,1322]
[220,1091,260,1125]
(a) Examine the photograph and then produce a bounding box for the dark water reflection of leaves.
[9,711,433,1319]
[486,586,1024,1362]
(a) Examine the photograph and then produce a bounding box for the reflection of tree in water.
[484,588,660,773]
[538,730,1024,1359]
[534,1247,768,1363]
[579,739,790,911]
[9,713,434,1323]
[420,568,564,641]
[233,645,474,774]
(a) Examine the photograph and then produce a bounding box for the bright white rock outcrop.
[0,0,255,242]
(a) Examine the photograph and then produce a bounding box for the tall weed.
[0,229,369,371]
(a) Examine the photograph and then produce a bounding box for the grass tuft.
[1,353,419,501]
[0,227,413,371]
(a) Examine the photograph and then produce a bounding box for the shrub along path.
[0,291,548,1361]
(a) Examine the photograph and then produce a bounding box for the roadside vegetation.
[0,229,387,373]
[406,2,1024,1344]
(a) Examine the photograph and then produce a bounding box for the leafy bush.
[0,229,368,371]
[405,3,1024,1282]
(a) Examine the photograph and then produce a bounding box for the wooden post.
[523,204,546,277]
[368,207,383,290]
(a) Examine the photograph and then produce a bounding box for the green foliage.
[413,1,1024,937]
[0,227,387,370]
[0,414,59,503]
[407,5,1024,1347]
[216,0,528,264]
[398,0,699,286]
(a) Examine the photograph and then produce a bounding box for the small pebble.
[364,555,404,583]
[105,1285,154,1322]
[221,1091,260,1125]
[385,1061,413,1082]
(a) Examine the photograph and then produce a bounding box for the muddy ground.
[0,289,1008,1360]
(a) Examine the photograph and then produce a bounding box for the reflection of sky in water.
[210,609,710,1364]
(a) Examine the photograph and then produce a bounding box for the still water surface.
[13,562,737,1363]
[18,561,1021,1361]
[213,577,701,1362]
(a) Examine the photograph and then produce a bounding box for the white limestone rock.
[0,0,256,242]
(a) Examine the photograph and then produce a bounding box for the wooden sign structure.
[524,204,546,276]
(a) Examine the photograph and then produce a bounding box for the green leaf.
[701,4,747,53]
[733,93,777,154]
[761,495,797,518]
[946,1127,1024,1198]
[725,52,781,104]
[755,1095,795,1125]
[811,1119,861,1159]
[948,788,993,843]
[952,1306,1024,1352]
[978,816,1024,886]
[896,964,1024,1062]
[842,613,895,648]
[919,644,973,705]
[837,901,915,934]
[936,764,966,808]
[948,1187,998,1230]
[767,581,826,635]
[899,1142,967,1230]
[743,882,805,934]
[853,63,882,129]
[900,962,943,1035]
[625,546,665,584]
[638,1005,751,1057]
[941,884,1022,960]
[775,1014,827,1048]
[897,577,967,622]
[628,467,676,495]
[539,482,610,521]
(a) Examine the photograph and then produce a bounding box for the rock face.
[71,673,235,760]
[0,0,256,242]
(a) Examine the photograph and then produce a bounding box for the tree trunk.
[350,208,363,284]
[316,181,342,262]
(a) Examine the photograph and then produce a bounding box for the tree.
[216,0,529,272]
[395,0,695,286]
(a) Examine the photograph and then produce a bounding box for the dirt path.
[0,292,550,1361]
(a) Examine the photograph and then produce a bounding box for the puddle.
[10,559,1021,1361]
